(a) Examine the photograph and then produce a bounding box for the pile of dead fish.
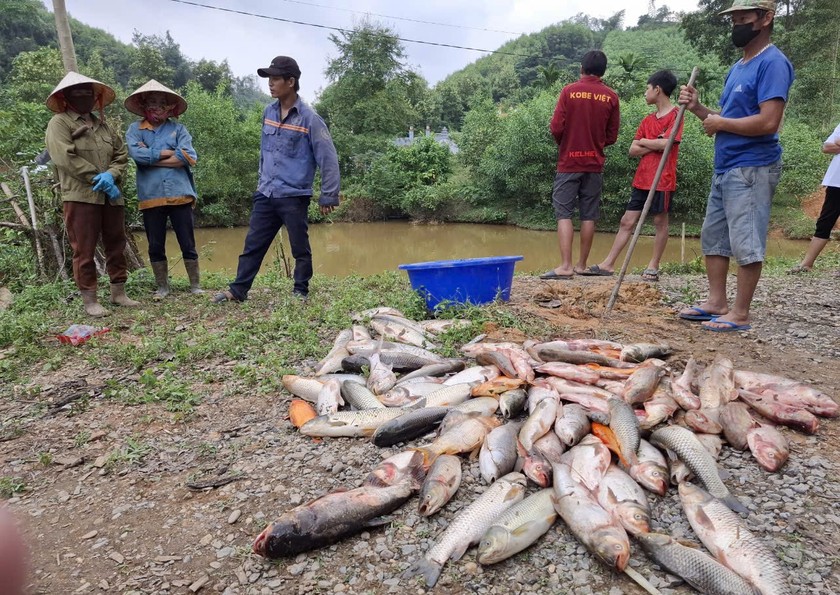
[252,307,837,593]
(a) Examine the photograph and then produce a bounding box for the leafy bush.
[778,119,830,197]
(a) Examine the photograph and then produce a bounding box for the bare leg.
[678,254,730,317]
[577,220,595,273]
[647,212,670,271]
[797,237,830,270]
[598,211,639,272]
[704,261,761,328]
[553,219,575,276]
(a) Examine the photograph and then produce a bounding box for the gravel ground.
[2,272,838,594]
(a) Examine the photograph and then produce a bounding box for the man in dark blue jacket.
[213,56,340,303]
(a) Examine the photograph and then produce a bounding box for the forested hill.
[0,0,268,106]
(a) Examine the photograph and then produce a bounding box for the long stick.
[20,166,46,278]
[604,67,699,317]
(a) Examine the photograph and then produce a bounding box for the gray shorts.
[552,172,603,220]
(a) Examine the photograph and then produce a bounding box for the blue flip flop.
[702,319,752,333]
[678,306,717,321]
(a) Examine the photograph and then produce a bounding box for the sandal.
[787,265,811,275]
[211,290,238,303]
[641,268,659,282]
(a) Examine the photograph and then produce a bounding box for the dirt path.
[2,273,838,594]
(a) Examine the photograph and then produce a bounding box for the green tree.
[128,31,175,89]
[191,58,233,94]
[0,0,55,78]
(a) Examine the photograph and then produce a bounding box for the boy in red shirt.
[582,70,683,281]
[542,51,620,280]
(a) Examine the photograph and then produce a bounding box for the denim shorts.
[552,172,603,220]
[700,161,782,265]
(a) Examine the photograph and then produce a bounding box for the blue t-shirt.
[714,45,794,173]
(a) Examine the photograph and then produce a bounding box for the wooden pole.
[604,67,699,317]
[681,222,686,264]
[52,0,78,73]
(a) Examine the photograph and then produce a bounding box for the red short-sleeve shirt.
[632,108,683,192]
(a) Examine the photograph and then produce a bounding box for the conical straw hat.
[45,71,116,113]
[124,79,188,117]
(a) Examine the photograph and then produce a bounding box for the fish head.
[635,532,672,554]
[616,503,651,536]
[252,522,273,556]
[523,453,551,488]
[747,427,789,472]
[591,526,630,571]
[677,482,713,509]
[476,526,510,565]
[365,451,427,489]
[631,462,668,496]
[417,485,445,517]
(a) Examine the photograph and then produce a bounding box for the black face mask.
[732,23,761,48]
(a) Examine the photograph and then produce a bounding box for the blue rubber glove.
[104,184,121,201]
[91,172,115,193]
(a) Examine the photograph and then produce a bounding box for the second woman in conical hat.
[125,79,202,299]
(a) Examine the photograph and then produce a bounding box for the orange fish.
[289,399,317,428]
[470,376,525,397]
[591,422,630,467]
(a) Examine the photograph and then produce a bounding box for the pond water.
[135,222,809,277]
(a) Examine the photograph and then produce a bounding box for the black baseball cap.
[257,56,301,79]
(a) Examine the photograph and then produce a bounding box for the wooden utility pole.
[52,0,78,73]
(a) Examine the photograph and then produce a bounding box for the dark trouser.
[63,201,127,291]
[814,185,840,240]
[229,193,311,300]
[142,203,198,263]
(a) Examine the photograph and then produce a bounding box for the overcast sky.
[49,0,702,98]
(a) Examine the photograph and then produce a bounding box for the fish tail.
[403,557,444,588]
[413,446,439,468]
[722,494,749,515]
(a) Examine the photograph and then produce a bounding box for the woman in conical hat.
[125,79,202,299]
[44,72,139,317]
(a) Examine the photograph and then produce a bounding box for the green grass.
[0,476,26,499]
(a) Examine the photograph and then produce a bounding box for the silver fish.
[479,422,523,483]
[636,533,761,595]
[620,342,671,363]
[371,407,449,447]
[595,465,650,536]
[418,454,462,517]
[553,403,591,447]
[404,472,527,587]
[419,383,473,408]
[367,351,397,396]
[746,424,789,472]
[623,439,668,496]
[519,396,559,452]
[282,374,324,403]
[608,397,640,466]
[314,328,353,376]
[679,482,791,595]
[316,378,344,416]
[499,388,528,419]
[477,489,557,565]
[300,408,405,438]
[650,425,748,514]
[720,402,757,450]
[341,380,387,410]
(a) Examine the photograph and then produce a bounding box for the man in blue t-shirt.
[677,0,794,332]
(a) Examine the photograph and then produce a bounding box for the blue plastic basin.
[398,256,524,311]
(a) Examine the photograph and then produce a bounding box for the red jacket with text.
[549,75,620,173]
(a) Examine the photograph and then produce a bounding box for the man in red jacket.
[542,51,620,280]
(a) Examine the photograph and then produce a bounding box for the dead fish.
[551,462,631,571]
[314,328,353,376]
[351,325,371,341]
[535,361,600,385]
[282,375,324,403]
[367,351,397,396]
[416,415,501,461]
[532,431,566,464]
[699,355,738,409]
[419,318,473,335]
[316,378,344,416]
[477,489,557,565]
[746,424,789,472]
[420,383,474,408]
[346,339,444,363]
[453,397,499,416]
[685,407,723,435]
[623,439,668,496]
[636,532,761,595]
[559,435,611,491]
[405,472,527,588]
[639,378,680,429]
[672,358,701,410]
[471,376,525,397]
[520,443,552,487]
[595,464,651,536]
[553,403,591,447]
[443,365,500,386]
[370,317,436,349]
[371,407,450,447]
[253,451,425,558]
[622,360,666,405]
[479,422,523,483]
[499,388,528,419]
[679,482,791,595]
[397,360,465,384]
[519,396,559,452]
[476,350,518,378]
[583,364,635,381]
[341,381,387,410]
[300,408,406,438]
[352,307,405,321]
[536,346,633,368]
[720,402,758,450]
[733,370,838,418]
[418,454,462,516]
[738,389,820,435]
[650,426,748,514]
[289,399,317,429]
[607,397,640,466]
[620,342,671,363]
[499,347,535,383]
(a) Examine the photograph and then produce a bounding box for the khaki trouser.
[63,201,128,291]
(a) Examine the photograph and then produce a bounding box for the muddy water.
[135,222,809,277]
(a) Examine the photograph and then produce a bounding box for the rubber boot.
[151,260,170,301]
[80,289,110,318]
[110,283,140,307]
[184,259,204,294]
